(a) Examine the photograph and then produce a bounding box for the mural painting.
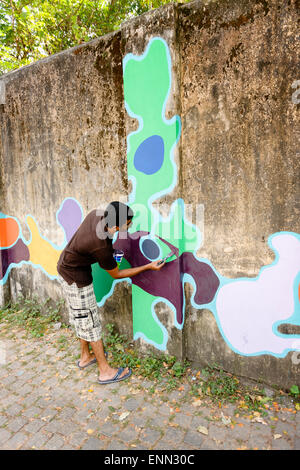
[0,38,299,359]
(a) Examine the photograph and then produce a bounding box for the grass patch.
[103,324,284,413]
[56,334,69,350]
[0,296,65,338]
[189,363,274,415]
[104,323,190,390]
[199,364,240,401]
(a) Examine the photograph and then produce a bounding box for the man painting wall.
[57,201,165,385]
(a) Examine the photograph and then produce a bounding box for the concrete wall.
[178,0,300,387]
[0,0,299,388]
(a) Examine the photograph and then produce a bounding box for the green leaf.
[290,385,299,396]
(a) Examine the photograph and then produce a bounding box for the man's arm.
[106,260,165,280]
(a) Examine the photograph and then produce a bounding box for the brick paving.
[0,322,299,451]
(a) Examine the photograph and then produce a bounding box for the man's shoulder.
[85,209,110,246]
[72,209,106,246]
[81,209,105,227]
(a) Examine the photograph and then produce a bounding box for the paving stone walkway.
[0,322,299,451]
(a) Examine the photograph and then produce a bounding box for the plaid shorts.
[58,275,102,342]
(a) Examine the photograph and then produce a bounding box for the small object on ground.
[119,411,131,421]
[197,425,208,435]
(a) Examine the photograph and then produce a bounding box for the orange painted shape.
[0,218,20,248]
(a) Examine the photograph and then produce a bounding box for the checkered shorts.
[58,275,102,342]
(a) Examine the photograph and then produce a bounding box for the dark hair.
[104,201,134,228]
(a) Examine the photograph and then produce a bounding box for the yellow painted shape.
[26,216,62,276]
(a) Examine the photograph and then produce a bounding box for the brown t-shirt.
[57,209,117,287]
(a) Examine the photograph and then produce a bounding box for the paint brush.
[157,251,176,265]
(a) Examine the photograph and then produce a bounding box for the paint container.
[113,249,124,265]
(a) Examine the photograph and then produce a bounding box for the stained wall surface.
[0,0,299,388]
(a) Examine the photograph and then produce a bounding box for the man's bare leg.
[78,339,95,367]
[90,338,130,381]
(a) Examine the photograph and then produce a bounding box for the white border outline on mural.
[213,231,300,358]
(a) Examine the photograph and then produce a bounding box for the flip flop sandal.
[97,367,132,385]
[77,352,108,370]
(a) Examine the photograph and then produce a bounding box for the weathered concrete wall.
[0,0,299,388]
[179,0,299,275]
[0,30,133,333]
[178,0,300,387]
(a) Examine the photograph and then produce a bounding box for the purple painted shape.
[181,252,220,305]
[57,199,83,243]
[114,232,219,326]
[0,239,30,280]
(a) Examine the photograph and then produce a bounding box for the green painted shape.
[127,118,179,214]
[132,284,165,346]
[123,38,203,349]
[123,38,184,349]
[153,236,174,259]
[123,38,180,228]
[124,39,170,122]
[92,257,131,304]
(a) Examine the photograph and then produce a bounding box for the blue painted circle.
[141,238,160,260]
[134,135,164,175]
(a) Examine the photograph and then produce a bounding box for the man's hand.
[148,260,166,271]
[107,259,166,279]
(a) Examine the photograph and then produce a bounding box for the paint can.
[113,249,124,265]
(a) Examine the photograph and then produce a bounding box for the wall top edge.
[0,0,288,83]
[120,2,177,29]
[0,0,195,82]
[0,30,120,83]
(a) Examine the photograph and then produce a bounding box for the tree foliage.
[0,0,190,75]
